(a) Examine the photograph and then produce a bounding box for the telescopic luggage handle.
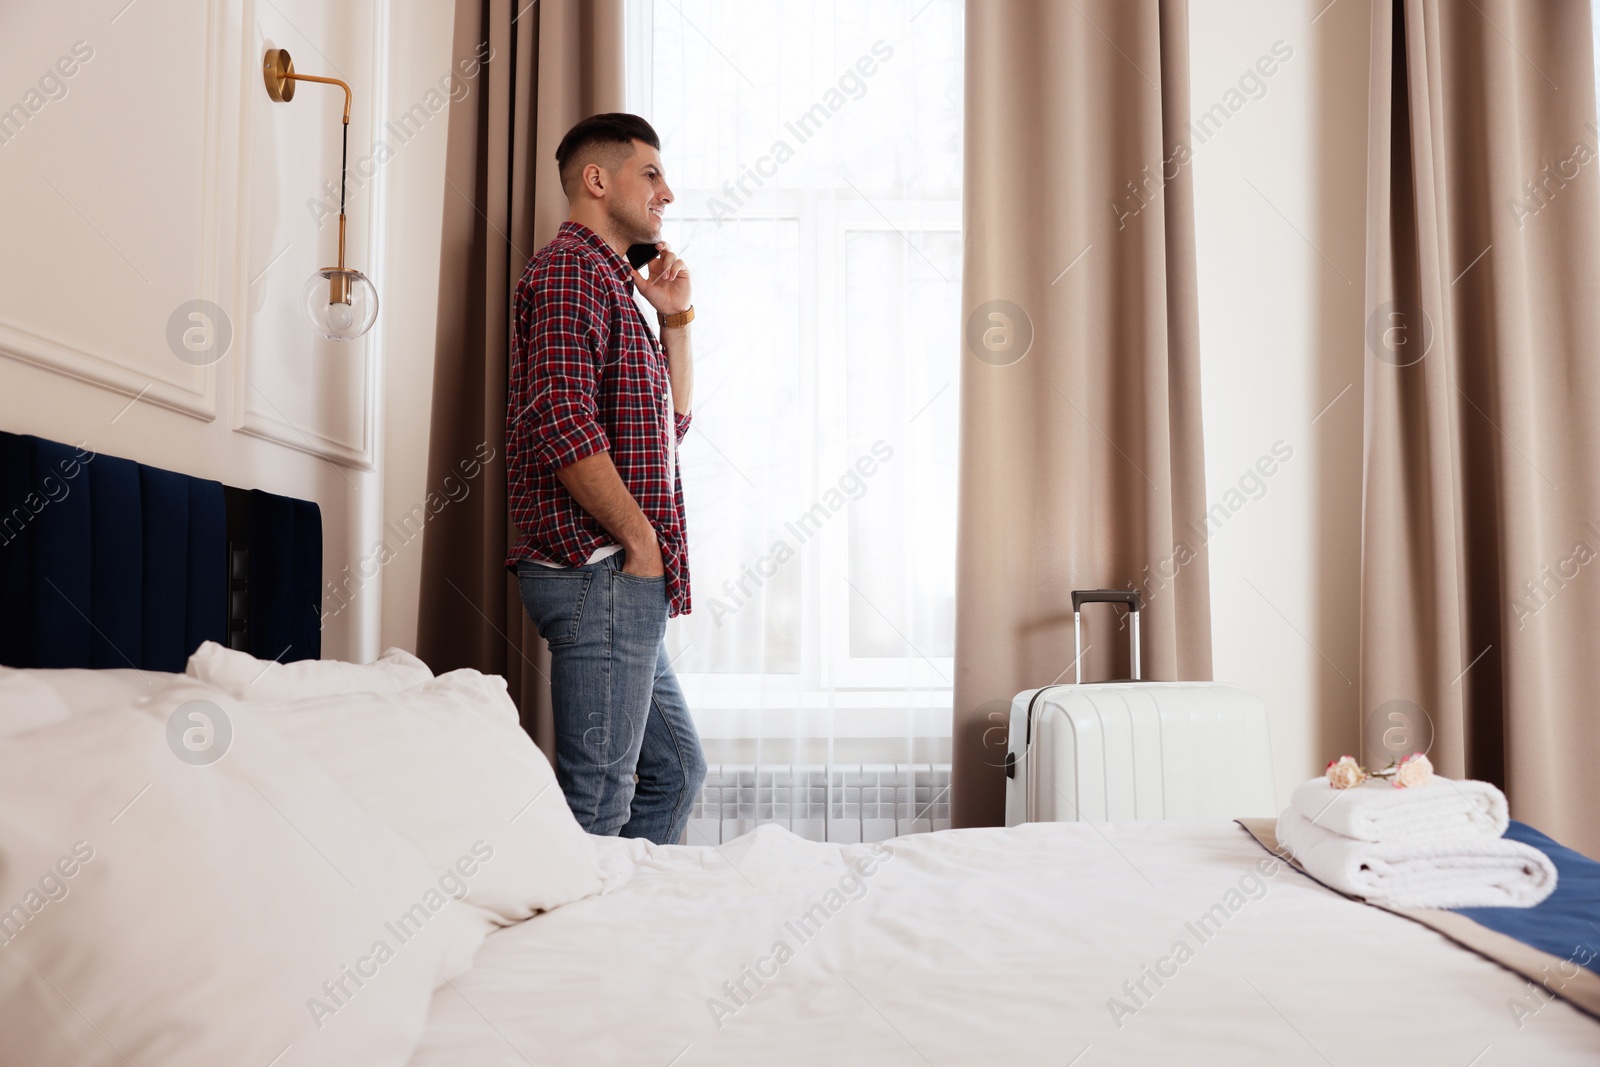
[1072,588,1141,683]
[1008,588,1145,777]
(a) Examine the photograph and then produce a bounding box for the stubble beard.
[611,199,659,247]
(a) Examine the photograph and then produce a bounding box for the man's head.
[556,112,671,249]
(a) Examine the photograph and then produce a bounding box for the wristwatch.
[658,305,695,329]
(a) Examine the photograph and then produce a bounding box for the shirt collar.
[556,220,634,290]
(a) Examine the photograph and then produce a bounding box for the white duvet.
[410,821,1600,1066]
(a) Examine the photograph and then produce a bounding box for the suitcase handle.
[1070,589,1141,613]
[1072,588,1141,684]
[1011,589,1144,774]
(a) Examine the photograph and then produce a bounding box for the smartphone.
[627,243,659,270]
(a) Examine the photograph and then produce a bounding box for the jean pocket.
[608,548,665,583]
[516,569,594,647]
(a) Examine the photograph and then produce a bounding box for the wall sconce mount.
[262,47,379,341]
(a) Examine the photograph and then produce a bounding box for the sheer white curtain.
[624,0,964,837]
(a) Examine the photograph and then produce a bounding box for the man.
[506,113,706,845]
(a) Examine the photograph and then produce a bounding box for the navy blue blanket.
[1455,821,1600,977]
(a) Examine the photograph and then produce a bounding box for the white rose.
[1326,755,1366,790]
[1393,752,1434,789]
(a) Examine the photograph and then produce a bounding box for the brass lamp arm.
[262,49,351,124]
[284,72,351,125]
[260,46,378,339]
[262,47,358,297]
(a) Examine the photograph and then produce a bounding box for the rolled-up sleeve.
[524,254,611,471]
[673,409,692,444]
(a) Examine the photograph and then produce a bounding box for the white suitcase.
[1004,589,1275,826]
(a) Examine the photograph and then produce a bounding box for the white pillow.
[0,668,71,737]
[186,640,433,700]
[0,666,160,736]
[0,677,486,1067]
[252,668,603,925]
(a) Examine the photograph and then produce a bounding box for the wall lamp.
[262,48,379,342]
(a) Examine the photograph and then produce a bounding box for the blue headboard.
[0,431,322,671]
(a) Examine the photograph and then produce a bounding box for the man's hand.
[631,241,691,316]
[637,241,695,415]
[554,452,666,577]
[620,537,665,578]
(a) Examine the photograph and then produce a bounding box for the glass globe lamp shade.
[302,268,378,341]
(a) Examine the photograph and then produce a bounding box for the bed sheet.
[410,821,1600,1066]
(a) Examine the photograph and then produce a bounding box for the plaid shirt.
[505,220,693,616]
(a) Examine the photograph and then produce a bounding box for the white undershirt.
[527,544,622,569]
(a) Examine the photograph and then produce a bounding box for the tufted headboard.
[0,431,322,672]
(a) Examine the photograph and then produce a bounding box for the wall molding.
[0,0,238,423]
[0,0,384,471]
[0,319,216,420]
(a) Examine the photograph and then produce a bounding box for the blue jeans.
[515,552,706,844]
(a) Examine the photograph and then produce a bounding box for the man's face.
[604,140,672,245]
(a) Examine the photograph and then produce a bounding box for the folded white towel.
[1291,774,1508,843]
[1276,806,1557,909]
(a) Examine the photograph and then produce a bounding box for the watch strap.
[658,305,695,329]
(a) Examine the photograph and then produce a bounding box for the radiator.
[687,764,952,845]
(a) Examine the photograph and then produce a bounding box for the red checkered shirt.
[505,220,693,616]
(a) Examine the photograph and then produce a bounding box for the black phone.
[627,243,659,270]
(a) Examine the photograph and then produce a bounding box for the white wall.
[1188,0,1372,806]
[0,1,455,662]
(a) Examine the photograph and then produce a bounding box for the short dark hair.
[554,113,661,199]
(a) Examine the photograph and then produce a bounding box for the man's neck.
[567,212,629,259]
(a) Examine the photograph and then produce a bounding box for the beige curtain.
[1362,0,1600,854]
[417,0,624,756]
[953,0,1210,828]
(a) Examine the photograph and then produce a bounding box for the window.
[625,0,964,836]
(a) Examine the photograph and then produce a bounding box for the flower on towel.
[1326,755,1366,790]
[1393,752,1434,789]
[1321,752,1436,790]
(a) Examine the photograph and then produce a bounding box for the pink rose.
[1326,755,1366,790]
[1393,752,1434,788]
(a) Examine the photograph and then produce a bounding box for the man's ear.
[583,162,607,198]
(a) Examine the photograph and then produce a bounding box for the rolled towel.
[1275,806,1557,909]
[1291,774,1508,843]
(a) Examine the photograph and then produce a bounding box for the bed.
[7,662,1599,1066]
[4,438,1599,1066]
[411,821,1600,1065]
